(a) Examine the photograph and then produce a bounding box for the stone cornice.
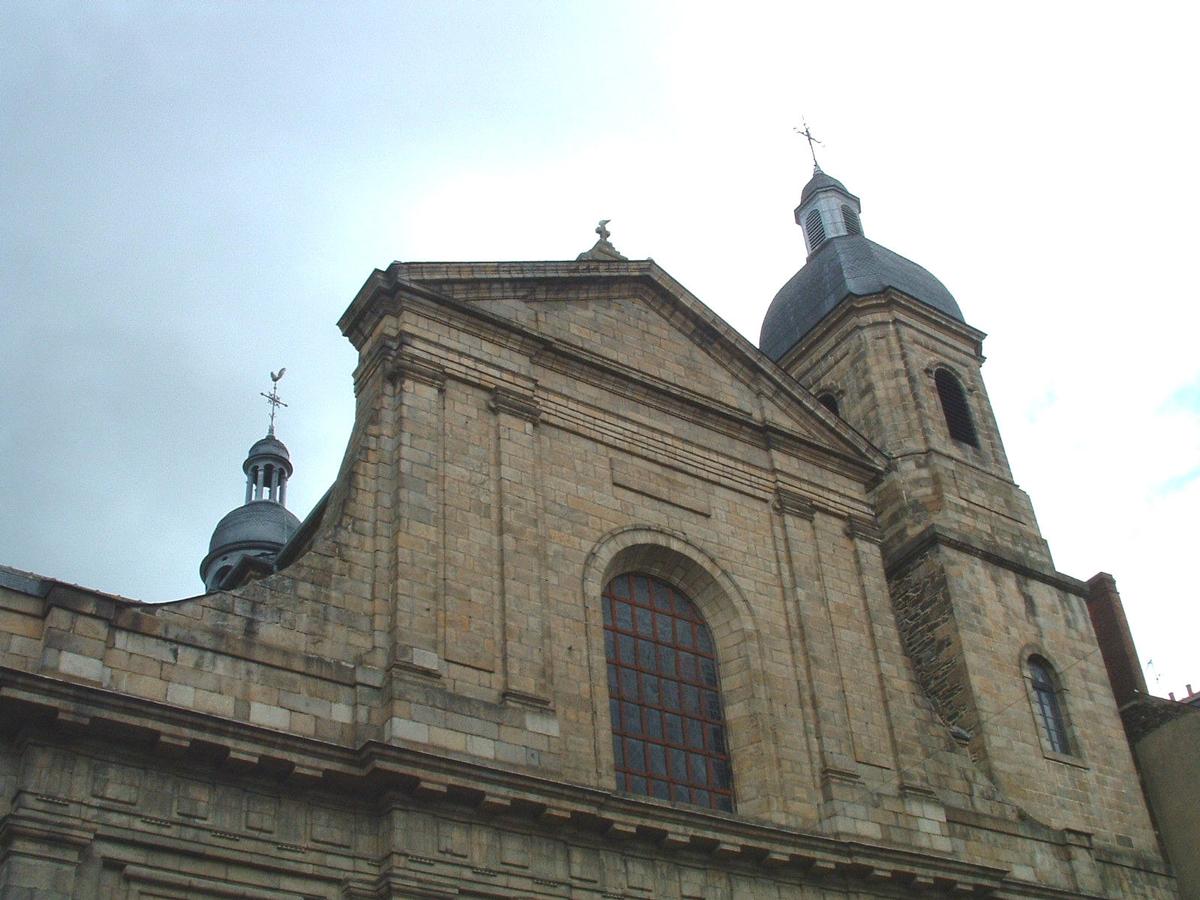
[0,666,1019,896]
[884,525,1090,597]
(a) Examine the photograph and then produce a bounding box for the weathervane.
[794,119,823,172]
[260,368,288,436]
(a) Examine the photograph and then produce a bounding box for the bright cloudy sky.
[3,2,1197,697]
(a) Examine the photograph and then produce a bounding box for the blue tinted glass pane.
[638,639,656,669]
[635,606,653,636]
[700,658,717,687]
[642,675,661,706]
[632,577,650,604]
[679,652,698,682]
[685,718,704,749]
[621,701,640,733]
[645,708,663,739]
[703,690,721,719]
[612,733,623,767]
[682,685,700,716]
[602,596,612,626]
[693,788,710,807]
[712,760,732,789]
[615,772,626,790]
[607,664,618,693]
[604,631,615,660]
[655,614,673,642]
[609,698,619,728]
[630,775,647,795]
[669,748,688,781]
[665,713,683,744]
[662,681,680,711]
[615,602,633,630]
[689,753,708,784]
[715,795,733,812]
[651,779,670,800]
[706,724,726,754]
[619,634,635,665]
[625,738,645,772]
[611,576,630,600]
[652,581,673,611]
[677,622,694,648]
[648,743,667,776]
[697,625,713,653]
[659,645,676,674]
[620,668,638,700]
[671,784,689,802]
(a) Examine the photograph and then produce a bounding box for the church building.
[0,165,1182,897]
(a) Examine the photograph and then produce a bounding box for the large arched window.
[1028,656,1072,755]
[602,573,734,812]
[934,368,979,447]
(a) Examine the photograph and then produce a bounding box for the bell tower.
[757,164,1137,847]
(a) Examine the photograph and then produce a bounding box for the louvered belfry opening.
[805,208,826,251]
[935,369,979,447]
[841,204,862,235]
[602,573,734,812]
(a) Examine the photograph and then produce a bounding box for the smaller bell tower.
[199,371,301,591]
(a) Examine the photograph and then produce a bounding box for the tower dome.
[759,167,964,362]
[199,373,300,591]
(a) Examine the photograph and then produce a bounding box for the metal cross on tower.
[260,368,288,436]
[794,120,823,172]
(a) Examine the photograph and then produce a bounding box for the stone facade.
[0,254,1179,897]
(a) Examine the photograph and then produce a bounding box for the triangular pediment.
[349,259,886,476]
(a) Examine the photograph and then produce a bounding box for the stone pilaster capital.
[773,488,816,520]
[488,387,541,423]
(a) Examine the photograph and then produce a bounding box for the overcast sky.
[3,2,1196,698]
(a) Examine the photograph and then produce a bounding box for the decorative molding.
[488,387,541,423]
[844,516,883,544]
[388,354,447,390]
[772,488,816,520]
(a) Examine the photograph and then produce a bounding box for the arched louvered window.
[934,369,979,447]
[841,204,862,235]
[1029,656,1071,755]
[805,209,826,250]
[817,392,840,416]
[602,573,734,812]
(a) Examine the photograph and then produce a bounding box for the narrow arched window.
[602,573,734,812]
[1029,656,1071,754]
[935,369,979,447]
[817,392,839,415]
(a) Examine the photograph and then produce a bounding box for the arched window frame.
[601,572,735,811]
[582,528,783,820]
[1023,652,1080,762]
[816,390,840,416]
[933,366,979,448]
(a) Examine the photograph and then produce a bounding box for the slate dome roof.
[759,234,963,362]
[246,434,291,461]
[800,171,853,203]
[207,500,300,555]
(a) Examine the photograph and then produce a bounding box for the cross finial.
[794,120,823,173]
[260,368,288,436]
